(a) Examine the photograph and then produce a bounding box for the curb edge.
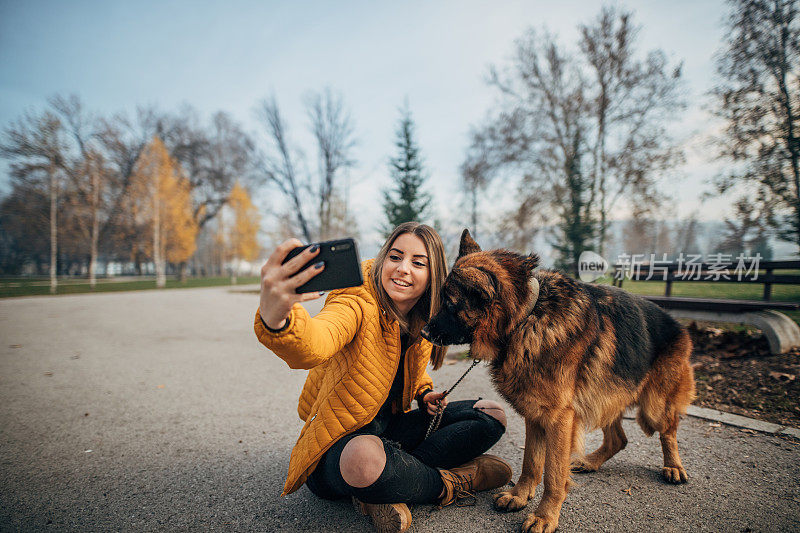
[687,405,799,439]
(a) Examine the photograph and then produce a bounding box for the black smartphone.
[282,238,363,293]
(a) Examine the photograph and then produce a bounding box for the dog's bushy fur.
[422,230,695,533]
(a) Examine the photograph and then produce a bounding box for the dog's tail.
[636,328,695,436]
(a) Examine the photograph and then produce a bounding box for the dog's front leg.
[493,418,544,512]
[521,408,574,533]
[522,408,575,533]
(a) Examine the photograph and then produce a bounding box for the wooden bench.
[612,258,800,354]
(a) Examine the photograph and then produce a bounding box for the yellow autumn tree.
[226,181,261,283]
[130,137,198,287]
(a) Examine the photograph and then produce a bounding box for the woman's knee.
[339,435,387,488]
[474,399,507,428]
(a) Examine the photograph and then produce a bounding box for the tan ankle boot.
[438,454,513,507]
[353,497,412,533]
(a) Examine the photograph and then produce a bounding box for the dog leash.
[425,355,482,439]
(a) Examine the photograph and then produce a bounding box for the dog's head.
[421,229,539,361]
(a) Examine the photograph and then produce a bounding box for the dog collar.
[525,277,540,315]
[509,277,539,337]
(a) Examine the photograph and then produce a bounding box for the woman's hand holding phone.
[259,239,326,330]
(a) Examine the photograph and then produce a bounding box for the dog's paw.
[662,466,688,484]
[570,458,598,473]
[522,512,559,533]
[493,490,529,512]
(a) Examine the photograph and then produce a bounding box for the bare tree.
[307,88,356,240]
[1,109,67,292]
[161,108,254,278]
[461,107,532,239]
[495,190,545,252]
[49,95,107,287]
[255,90,357,242]
[712,0,800,251]
[164,107,255,230]
[96,106,163,269]
[472,29,595,273]
[255,95,313,242]
[716,197,774,257]
[622,211,657,256]
[464,8,685,267]
[579,6,685,256]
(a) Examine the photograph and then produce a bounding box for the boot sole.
[353,497,411,533]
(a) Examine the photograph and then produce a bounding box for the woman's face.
[381,232,430,316]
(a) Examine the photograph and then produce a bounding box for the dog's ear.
[460,267,496,301]
[523,253,540,274]
[458,228,482,258]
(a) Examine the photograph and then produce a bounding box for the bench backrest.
[611,259,800,300]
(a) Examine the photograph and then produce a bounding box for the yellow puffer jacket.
[254,259,435,496]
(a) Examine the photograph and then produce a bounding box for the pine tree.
[382,105,431,236]
[551,128,595,277]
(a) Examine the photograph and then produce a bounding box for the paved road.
[1,287,798,532]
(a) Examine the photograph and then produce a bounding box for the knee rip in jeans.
[339,435,386,488]
[473,399,507,428]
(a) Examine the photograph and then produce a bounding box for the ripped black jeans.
[305,399,505,504]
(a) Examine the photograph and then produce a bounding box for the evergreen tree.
[550,128,595,277]
[382,105,431,236]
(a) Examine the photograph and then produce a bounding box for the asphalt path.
[1,286,798,532]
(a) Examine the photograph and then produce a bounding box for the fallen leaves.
[688,322,800,428]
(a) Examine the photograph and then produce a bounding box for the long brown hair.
[370,222,449,369]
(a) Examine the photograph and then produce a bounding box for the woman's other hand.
[422,391,448,415]
[259,239,326,329]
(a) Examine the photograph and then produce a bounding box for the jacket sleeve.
[254,289,364,370]
[412,340,435,401]
[415,370,434,400]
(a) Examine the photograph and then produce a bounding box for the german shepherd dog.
[421,230,695,533]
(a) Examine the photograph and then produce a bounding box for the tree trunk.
[89,159,99,289]
[49,165,58,294]
[179,261,188,282]
[597,111,607,258]
[153,178,165,288]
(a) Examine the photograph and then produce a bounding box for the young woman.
[254,222,511,533]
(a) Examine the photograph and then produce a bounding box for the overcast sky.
[0,0,732,249]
